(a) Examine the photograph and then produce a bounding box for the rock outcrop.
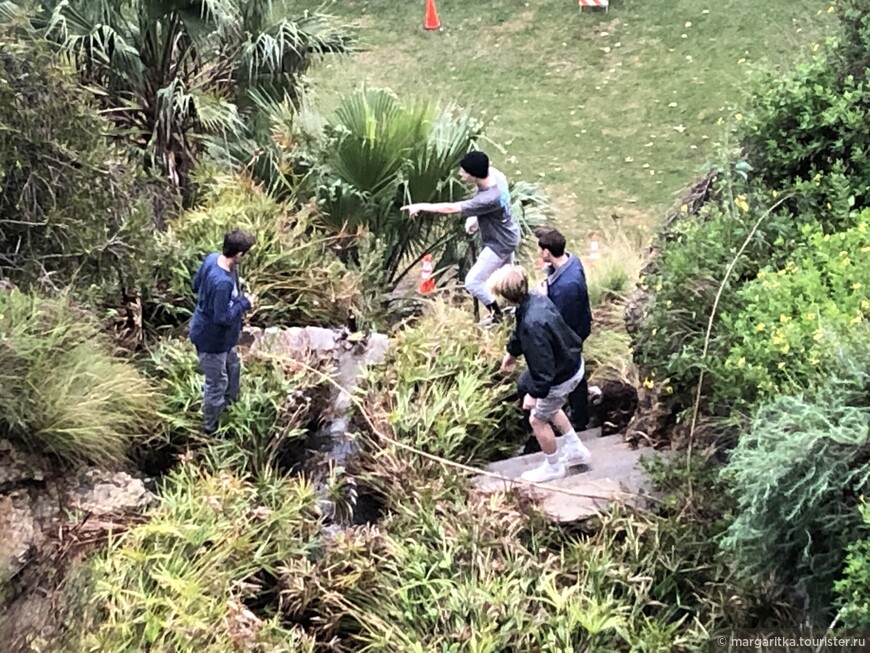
[0,438,153,651]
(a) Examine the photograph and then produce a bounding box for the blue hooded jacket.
[545,253,592,341]
[189,252,251,354]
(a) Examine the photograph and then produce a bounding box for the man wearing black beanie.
[402,150,521,322]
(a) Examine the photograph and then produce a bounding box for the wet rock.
[596,378,639,436]
[64,469,152,515]
[624,387,676,448]
[0,443,153,586]
[0,439,45,490]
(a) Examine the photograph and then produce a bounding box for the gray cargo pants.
[197,347,241,433]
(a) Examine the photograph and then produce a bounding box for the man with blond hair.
[490,265,591,482]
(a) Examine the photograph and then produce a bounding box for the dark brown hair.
[222,228,256,257]
[537,228,566,257]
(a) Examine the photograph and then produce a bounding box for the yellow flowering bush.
[715,210,870,405]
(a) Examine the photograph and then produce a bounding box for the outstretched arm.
[401,202,463,217]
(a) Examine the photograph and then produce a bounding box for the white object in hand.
[465,216,479,234]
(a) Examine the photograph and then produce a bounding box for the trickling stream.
[243,326,390,527]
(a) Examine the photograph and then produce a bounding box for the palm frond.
[302,87,487,286]
[4,0,348,192]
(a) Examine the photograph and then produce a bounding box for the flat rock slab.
[473,428,666,522]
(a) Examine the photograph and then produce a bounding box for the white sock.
[563,428,579,443]
[546,452,561,466]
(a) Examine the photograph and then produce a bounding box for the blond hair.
[486,265,528,304]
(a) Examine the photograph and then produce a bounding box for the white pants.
[465,246,514,306]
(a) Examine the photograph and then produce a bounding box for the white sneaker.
[520,460,566,483]
[560,435,591,465]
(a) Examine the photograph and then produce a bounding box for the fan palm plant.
[0,0,350,193]
[284,87,549,290]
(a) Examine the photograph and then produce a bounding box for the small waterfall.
[244,326,389,527]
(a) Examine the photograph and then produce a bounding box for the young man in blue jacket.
[189,229,257,434]
[491,265,592,483]
[536,228,593,430]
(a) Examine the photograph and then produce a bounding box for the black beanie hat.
[460,151,489,179]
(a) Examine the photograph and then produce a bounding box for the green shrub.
[715,210,870,406]
[145,338,331,477]
[742,0,870,221]
[720,356,870,617]
[148,175,375,331]
[0,289,158,465]
[206,353,332,477]
[318,494,639,652]
[634,0,870,413]
[835,502,870,628]
[70,459,733,651]
[631,177,806,412]
[0,17,161,305]
[359,300,522,465]
[275,478,756,651]
[69,462,323,652]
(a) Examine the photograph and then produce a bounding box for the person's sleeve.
[460,188,501,217]
[525,326,557,398]
[210,280,251,326]
[578,280,593,341]
[547,282,567,316]
[507,329,523,358]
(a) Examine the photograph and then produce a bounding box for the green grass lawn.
[294,0,833,242]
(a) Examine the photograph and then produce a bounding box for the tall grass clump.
[585,228,645,307]
[0,289,157,465]
[68,462,323,652]
[145,339,332,476]
[583,328,637,387]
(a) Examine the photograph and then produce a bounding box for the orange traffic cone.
[424,0,441,30]
[418,254,436,294]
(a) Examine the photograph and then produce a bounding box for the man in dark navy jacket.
[190,229,257,434]
[535,227,593,430]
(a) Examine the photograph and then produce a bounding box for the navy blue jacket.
[507,293,584,399]
[545,254,592,341]
[189,253,251,354]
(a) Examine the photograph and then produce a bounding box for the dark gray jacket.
[506,293,583,399]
